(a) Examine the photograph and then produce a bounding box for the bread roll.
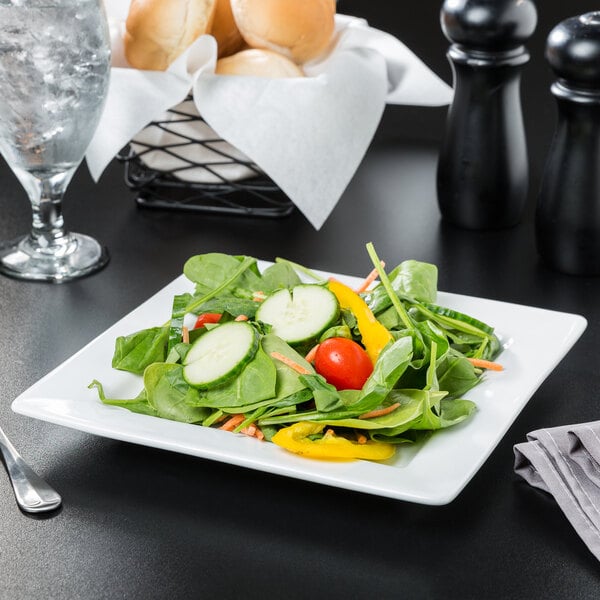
[125,0,217,70]
[216,48,304,77]
[210,0,244,58]
[230,0,336,64]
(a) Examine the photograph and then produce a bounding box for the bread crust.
[210,0,244,58]
[125,0,217,70]
[216,48,304,77]
[230,0,336,63]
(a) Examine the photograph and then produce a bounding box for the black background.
[1,1,600,598]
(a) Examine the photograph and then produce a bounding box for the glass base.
[0,232,109,283]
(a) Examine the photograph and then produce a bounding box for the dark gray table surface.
[2,1,600,598]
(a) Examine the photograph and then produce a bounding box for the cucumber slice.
[183,321,258,388]
[256,284,339,345]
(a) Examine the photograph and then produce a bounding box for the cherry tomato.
[313,337,373,390]
[193,312,222,329]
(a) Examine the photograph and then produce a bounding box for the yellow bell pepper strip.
[327,278,393,364]
[272,421,396,461]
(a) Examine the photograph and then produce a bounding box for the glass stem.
[27,169,75,253]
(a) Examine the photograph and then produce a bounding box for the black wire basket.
[118,98,295,218]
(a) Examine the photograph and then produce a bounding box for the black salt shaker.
[437,0,537,229]
[536,12,600,275]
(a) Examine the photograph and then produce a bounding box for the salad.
[90,243,503,462]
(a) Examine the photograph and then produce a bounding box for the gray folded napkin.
[514,421,600,561]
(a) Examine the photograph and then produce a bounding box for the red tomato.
[313,337,373,390]
[193,313,222,329]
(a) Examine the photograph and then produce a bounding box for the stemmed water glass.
[0,0,111,282]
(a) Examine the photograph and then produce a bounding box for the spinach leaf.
[392,341,444,432]
[88,380,158,417]
[183,254,260,314]
[436,350,480,399]
[258,387,423,430]
[184,253,261,294]
[375,306,403,331]
[167,342,191,364]
[410,302,494,358]
[222,388,312,415]
[390,260,438,303]
[440,398,477,427]
[319,324,353,342]
[481,333,502,361]
[192,297,259,319]
[261,334,314,399]
[112,326,169,375]
[396,321,449,389]
[299,374,344,412]
[364,259,438,314]
[408,389,448,431]
[144,363,209,423]
[347,336,414,413]
[417,320,450,357]
[260,262,302,292]
[310,389,424,431]
[167,293,192,354]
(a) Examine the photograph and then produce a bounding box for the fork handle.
[0,427,61,513]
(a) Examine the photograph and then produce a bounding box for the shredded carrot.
[325,428,336,437]
[182,326,189,344]
[468,358,504,372]
[356,431,368,444]
[305,344,320,364]
[355,261,386,293]
[240,423,265,441]
[219,414,245,431]
[241,425,257,436]
[359,402,401,420]
[252,291,266,302]
[234,314,249,321]
[270,351,312,375]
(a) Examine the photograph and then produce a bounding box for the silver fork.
[0,425,61,513]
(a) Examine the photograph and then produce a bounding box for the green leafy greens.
[91,247,502,455]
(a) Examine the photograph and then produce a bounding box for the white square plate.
[11,264,587,504]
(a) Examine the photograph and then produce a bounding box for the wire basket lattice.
[119,98,294,218]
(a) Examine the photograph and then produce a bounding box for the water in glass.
[0,0,111,282]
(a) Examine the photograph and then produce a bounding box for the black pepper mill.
[437,0,537,229]
[536,13,600,275]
